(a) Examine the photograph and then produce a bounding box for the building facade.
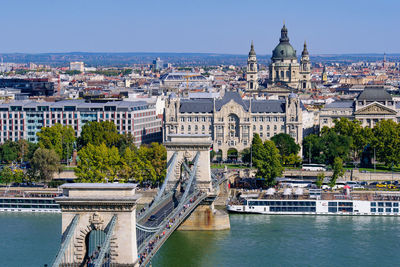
[69,62,85,72]
[269,25,311,90]
[320,87,399,129]
[164,91,303,160]
[0,100,162,145]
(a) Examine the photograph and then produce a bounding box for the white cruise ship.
[227,189,400,216]
[0,190,61,213]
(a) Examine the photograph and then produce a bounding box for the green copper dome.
[271,25,297,60]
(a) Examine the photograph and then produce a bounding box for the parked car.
[360,181,368,186]
[376,183,386,188]
[149,215,157,221]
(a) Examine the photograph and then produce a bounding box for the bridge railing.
[138,190,207,267]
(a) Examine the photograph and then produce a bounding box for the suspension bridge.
[51,135,230,267]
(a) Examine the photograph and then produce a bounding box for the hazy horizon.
[1,0,399,54]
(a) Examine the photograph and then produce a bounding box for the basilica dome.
[271,25,297,60]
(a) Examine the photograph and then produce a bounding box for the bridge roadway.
[136,195,180,247]
[138,191,207,266]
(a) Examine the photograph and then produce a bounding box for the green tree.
[117,133,136,154]
[329,157,345,188]
[332,118,373,161]
[31,148,62,182]
[119,147,143,183]
[0,140,19,163]
[75,143,121,183]
[303,134,325,164]
[138,143,166,183]
[240,148,251,164]
[271,133,300,157]
[78,121,120,149]
[37,124,76,162]
[0,166,14,185]
[316,172,325,188]
[372,119,400,167]
[321,129,352,165]
[13,168,25,184]
[251,133,264,160]
[253,139,283,186]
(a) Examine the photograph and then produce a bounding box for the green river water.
[1,213,399,267]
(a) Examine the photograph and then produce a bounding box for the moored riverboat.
[0,189,61,213]
[228,189,400,216]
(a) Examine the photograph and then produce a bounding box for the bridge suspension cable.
[93,215,118,267]
[52,214,80,267]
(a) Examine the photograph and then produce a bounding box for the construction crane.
[182,73,197,90]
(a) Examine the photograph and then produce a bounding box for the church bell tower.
[246,41,258,91]
[300,41,311,90]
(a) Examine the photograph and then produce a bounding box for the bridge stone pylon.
[164,134,213,193]
[54,184,140,267]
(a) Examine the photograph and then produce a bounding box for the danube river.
[1,213,400,266]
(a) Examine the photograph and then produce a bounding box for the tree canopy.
[37,124,76,161]
[372,119,400,166]
[75,143,121,183]
[251,134,283,185]
[30,148,61,182]
[271,133,301,166]
[78,121,120,149]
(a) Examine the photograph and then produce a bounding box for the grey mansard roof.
[357,87,392,101]
[324,101,355,109]
[179,91,288,114]
[179,99,213,113]
[251,100,285,113]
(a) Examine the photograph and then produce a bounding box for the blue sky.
[1,0,399,54]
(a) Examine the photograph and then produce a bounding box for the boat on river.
[0,189,61,213]
[227,189,400,216]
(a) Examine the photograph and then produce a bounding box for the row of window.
[328,202,353,207]
[0,204,58,209]
[0,199,55,204]
[1,111,155,120]
[180,117,212,122]
[270,207,316,212]
[371,208,399,213]
[328,207,353,213]
[371,202,399,207]
[248,201,316,206]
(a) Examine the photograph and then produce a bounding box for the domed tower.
[269,24,301,90]
[246,41,259,91]
[299,41,311,90]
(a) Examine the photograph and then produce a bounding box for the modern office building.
[153,57,164,71]
[0,78,55,96]
[0,100,162,145]
[164,91,304,160]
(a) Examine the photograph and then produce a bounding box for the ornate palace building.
[320,87,400,129]
[164,91,304,160]
[245,25,311,95]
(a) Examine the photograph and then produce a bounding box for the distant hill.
[0,52,399,67]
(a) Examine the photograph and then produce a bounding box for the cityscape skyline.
[1,0,400,54]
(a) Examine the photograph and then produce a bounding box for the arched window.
[228,114,240,138]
